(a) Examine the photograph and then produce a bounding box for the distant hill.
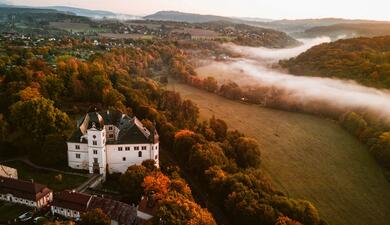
[144,11,243,23]
[45,6,140,20]
[144,12,390,36]
[45,6,115,18]
[0,2,140,20]
[0,6,57,14]
[280,36,390,89]
[262,18,390,34]
[302,23,390,39]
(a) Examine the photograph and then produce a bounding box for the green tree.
[119,165,149,204]
[209,116,228,140]
[9,97,69,141]
[233,137,262,168]
[0,114,8,142]
[189,142,228,174]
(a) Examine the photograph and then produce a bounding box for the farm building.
[0,176,52,208]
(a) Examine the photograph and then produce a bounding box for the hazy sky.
[6,0,390,20]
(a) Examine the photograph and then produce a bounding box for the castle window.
[122,157,126,161]
[75,145,80,150]
[94,158,98,163]
[93,141,97,145]
[138,151,142,157]
[109,126,113,130]
[142,146,147,150]
[93,150,98,155]
[93,135,96,139]
[76,154,80,159]
[109,134,113,138]
[125,147,130,151]
[155,155,158,160]
[118,147,123,151]
[134,146,139,150]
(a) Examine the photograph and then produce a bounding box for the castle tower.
[87,120,107,176]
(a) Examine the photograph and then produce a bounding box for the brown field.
[171,28,220,37]
[167,82,390,225]
[98,33,154,39]
[49,22,91,32]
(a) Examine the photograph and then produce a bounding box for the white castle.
[67,109,159,177]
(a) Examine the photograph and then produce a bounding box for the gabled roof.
[0,177,52,201]
[116,117,153,144]
[88,197,140,225]
[68,109,158,145]
[52,190,140,225]
[51,190,92,212]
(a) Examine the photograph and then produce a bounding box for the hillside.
[302,23,390,39]
[265,18,389,34]
[45,6,140,20]
[280,36,390,89]
[144,10,241,23]
[167,81,390,225]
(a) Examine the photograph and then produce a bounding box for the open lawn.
[167,82,390,225]
[3,161,88,192]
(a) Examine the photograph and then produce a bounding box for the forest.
[280,36,390,89]
[0,37,327,225]
[277,36,390,172]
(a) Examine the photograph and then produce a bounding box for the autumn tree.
[142,172,170,200]
[80,209,110,225]
[203,76,218,93]
[275,216,303,225]
[154,194,217,225]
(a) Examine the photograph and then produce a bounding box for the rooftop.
[69,109,158,144]
[51,190,92,212]
[0,177,52,201]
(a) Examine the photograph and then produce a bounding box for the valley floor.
[167,82,390,225]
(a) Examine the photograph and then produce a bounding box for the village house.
[51,190,142,225]
[0,176,53,208]
[51,190,91,219]
[67,109,159,177]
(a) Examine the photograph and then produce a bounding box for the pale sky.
[6,0,390,21]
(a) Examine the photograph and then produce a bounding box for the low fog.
[196,38,390,121]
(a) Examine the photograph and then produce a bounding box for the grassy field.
[167,82,390,225]
[3,161,87,192]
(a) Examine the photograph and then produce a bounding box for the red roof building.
[0,176,53,208]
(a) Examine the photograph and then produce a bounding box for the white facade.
[0,192,52,208]
[67,111,159,176]
[51,205,81,219]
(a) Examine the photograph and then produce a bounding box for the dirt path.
[167,82,390,225]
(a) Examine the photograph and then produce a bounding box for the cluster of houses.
[0,109,160,224]
[0,176,154,224]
